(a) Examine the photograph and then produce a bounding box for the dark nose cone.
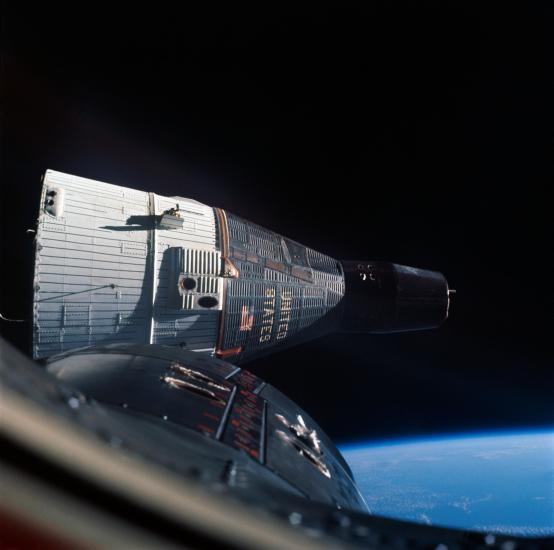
[339,261,451,334]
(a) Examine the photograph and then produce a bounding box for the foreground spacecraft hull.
[33,170,451,361]
[2,337,548,549]
[46,343,368,513]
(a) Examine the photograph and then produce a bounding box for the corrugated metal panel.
[164,246,223,311]
[149,194,220,349]
[181,248,221,276]
[306,248,342,276]
[33,170,220,358]
[33,171,151,358]
[220,212,346,361]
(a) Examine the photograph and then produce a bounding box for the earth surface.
[340,431,554,537]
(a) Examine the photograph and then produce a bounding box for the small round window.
[181,277,197,291]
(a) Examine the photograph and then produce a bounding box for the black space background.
[1,6,552,445]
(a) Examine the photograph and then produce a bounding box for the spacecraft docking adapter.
[32,170,452,362]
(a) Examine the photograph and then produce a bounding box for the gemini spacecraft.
[1,170,545,548]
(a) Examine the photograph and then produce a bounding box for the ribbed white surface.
[33,170,220,358]
[151,194,220,348]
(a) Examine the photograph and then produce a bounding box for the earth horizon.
[340,430,554,537]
